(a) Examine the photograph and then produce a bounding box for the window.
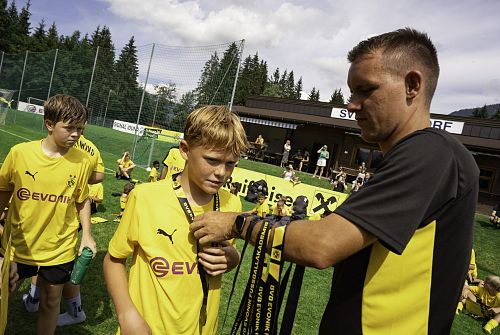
[354,147,383,169]
[479,168,495,193]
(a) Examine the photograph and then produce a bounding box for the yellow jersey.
[74,134,105,173]
[108,178,241,335]
[117,158,134,169]
[89,183,104,202]
[0,141,91,266]
[162,147,185,179]
[468,285,500,308]
[149,166,158,182]
[252,201,268,217]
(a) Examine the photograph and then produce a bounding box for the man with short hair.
[190,28,479,334]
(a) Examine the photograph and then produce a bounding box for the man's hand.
[191,212,239,245]
[79,233,97,257]
[198,241,240,276]
[119,308,152,335]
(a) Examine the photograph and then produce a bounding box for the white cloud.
[98,0,500,114]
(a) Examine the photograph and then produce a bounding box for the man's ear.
[179,140,189,160]
[405,70,423,100]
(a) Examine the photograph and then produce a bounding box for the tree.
[170,90,197,131]
[46,22,58,49]
[308,86,320,101]
[0,0,11,51]
[111,36,141,123]
[491,108,500,120]
[31,20,47,51]
[294,77,303,99]
[196,52,220,105]
[472,104,488,118]
[329,88,345,106]
[234,52,268,105]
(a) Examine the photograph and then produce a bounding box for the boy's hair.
[485,275,500,292]
[257,192,266,199]
[276,199,285,207]
[123,182,135,194]
[44,94,87,125]
[184,105,248,157]
[347,27,439,107]
[153,160,160,166]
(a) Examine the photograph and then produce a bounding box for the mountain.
[451,104,500,118]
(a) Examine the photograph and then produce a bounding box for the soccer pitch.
[0,119,498,334]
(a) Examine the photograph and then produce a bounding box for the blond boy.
[103,106,248,334]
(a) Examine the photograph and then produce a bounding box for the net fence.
[0,40,244,166]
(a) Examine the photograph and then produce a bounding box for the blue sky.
[25,0,500,114]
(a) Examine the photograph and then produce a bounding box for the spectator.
[272,199,291,217]
[283,164,295,181]
[312,145,329,179]
[116,152,135,180]
[148,160,160,182]
[118,182,135,218]
[298,150,310,172]
[458,275,500,334]
[248,193,268,217]
[290,175,302,186]
[88,183,104,215]
[281,139,292,167]
[159,146,185,180]
[254,135,265,160]
[489,204,500,227]
[351,177,364,193]
[332,175,347,193]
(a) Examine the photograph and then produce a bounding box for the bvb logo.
[67,174,76,188]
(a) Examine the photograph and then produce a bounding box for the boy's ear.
[44,119,54,132]
[179,140,189,160]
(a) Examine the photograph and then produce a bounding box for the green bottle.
[70,247,93,284]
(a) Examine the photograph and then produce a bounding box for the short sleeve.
[0,149,14,191]
[335,132,459,254]
[95,149,105,173]
[108,190,140,259]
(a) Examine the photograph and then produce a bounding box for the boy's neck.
[41,136,70,158]
[177,171,213,206]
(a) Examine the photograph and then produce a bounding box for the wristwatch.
[234,213,251,237]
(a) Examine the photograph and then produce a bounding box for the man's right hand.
[191,212,239,245]
[119,309,152,335]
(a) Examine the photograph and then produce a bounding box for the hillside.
[451,103,500,117]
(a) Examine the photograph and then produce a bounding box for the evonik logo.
[149,257,198,277]
[16,188,70,203]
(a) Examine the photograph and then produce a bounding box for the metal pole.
[103,89,112,127]
[131,43,155,160]
[147,136,155,168]
[47,48,58,100]
[152,94,160,127]
[15,50,29,123]
[229,39,245,111]
[0,51,4,79]
[86,46,99,107]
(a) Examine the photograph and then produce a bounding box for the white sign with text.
[330,107,464,134]
[112,120,145,136]
[18,101,44,115]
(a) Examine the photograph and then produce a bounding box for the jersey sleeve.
[95,148,105,173]
[0,148,14,191]
[74,157,91,203]
[335,131,460,254]
[108,190,140,259]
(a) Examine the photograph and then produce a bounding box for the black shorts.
[17,260,74,285]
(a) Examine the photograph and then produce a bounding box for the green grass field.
[1,110,499,334]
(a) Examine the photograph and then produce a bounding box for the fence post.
[131,43,155,161]
[86,46,99,107]
[47,49,58,100]
[14,50,29,123]
[229,39,245,111]
[152,94,160,127]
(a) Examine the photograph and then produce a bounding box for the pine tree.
[31,20,47,51]
[112,36,141,123]
[294,77,303,99]
[472,104,488,118]
[196,52,220,105]
[491,108,500,120]
[329,88,345,106]
[0,0,10,51]
[308,87,320,101]
[46,22,58,49]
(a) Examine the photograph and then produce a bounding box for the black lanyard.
[172,174,220,327]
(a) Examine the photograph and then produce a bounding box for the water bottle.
[70,247,93,284]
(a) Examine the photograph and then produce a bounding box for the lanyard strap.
[172,174,220,327]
